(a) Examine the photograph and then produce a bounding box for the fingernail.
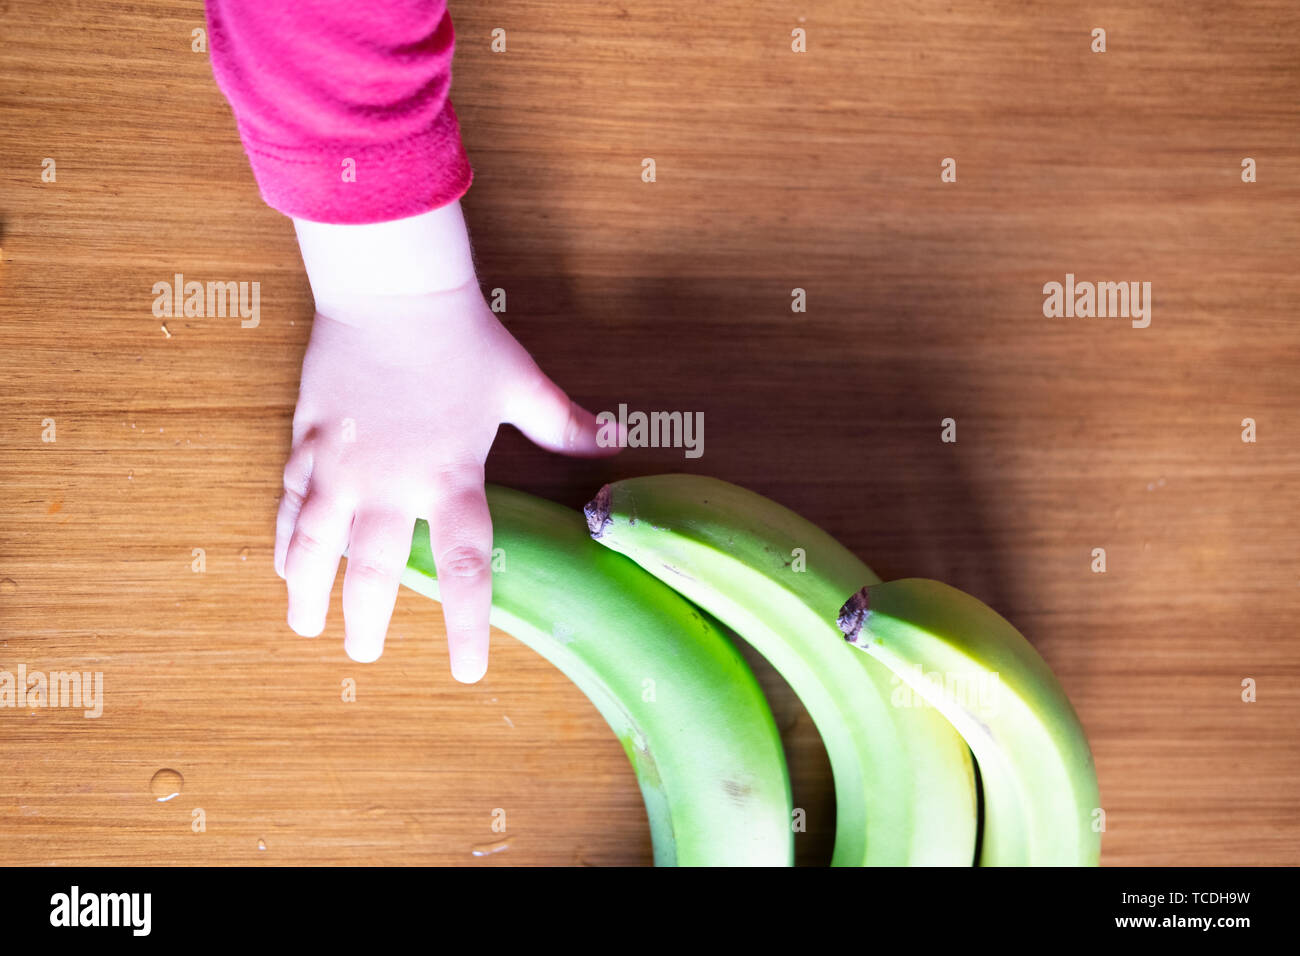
[451,655,487,684]
[346,645,382,664]
[287,602,325,638]
[345,631,384,664]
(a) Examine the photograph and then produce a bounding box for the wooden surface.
[2,0,1298,866]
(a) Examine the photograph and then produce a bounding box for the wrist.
[292,201,478,310]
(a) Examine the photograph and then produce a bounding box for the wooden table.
[1,0,1297,866]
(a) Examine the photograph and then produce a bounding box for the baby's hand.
[276,203,614,681]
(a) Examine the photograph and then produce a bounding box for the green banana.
[585,475,978,866]
[400,484,793,866]
[837,578,1102,865]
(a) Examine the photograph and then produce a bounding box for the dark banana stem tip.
[837,586,872,646]
[583,485,613,539]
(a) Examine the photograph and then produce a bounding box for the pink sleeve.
[204,0,473,225]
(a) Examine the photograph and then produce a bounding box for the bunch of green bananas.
[402,476,1101,867]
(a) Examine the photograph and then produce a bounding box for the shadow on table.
[470,205,1007,867]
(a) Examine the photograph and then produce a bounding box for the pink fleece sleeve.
[204,0,473,225]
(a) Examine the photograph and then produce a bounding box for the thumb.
[506,368,621,458]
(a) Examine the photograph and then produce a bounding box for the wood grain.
[1,0,1297,865]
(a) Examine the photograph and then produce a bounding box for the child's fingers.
[341,509,415,664]
[429,475,494,684]
[283,492,351,638]
[275,444,314,579]
[504,368,620,458]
